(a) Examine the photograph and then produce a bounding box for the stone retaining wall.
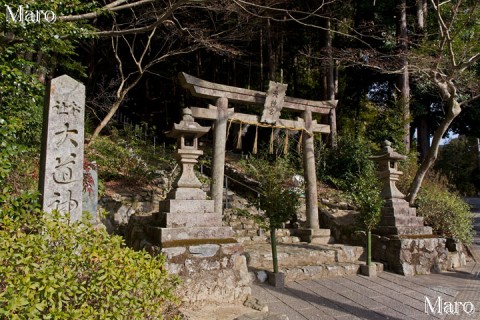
[99,189,161,235]
[158,243,252,307]
[123,215,252,307]
[372,235,467,276]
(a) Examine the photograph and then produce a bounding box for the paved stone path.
[250,198,480,320]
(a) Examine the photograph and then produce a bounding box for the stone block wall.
[156,243,252,307]
[371,236,467,276]
[99,189,161,235]
[124,216,252,307]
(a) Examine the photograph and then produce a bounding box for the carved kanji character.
[52,101,81,117]
[48,190,78,213]
[53,153,76,184]
[55,123,78,147]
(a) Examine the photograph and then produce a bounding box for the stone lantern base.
[143,191,252,308]
[371,235,450,276]
[375,199,432,236]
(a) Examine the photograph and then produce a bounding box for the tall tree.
[396,0,411,152]
[406,0,480,204]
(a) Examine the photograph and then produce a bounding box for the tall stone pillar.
[329,108,337,148]
[40,75,85,222]
[211,97,228,215]
[302,108,320,230]
[293,108,331,243]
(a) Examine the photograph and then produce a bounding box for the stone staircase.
[222,189,368,282]
[244,242,365,282]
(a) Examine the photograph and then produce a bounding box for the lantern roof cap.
[369,140,407,162]
[166,108,210,138]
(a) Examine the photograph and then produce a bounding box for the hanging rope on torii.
[178,72,337,242]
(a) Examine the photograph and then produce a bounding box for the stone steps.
[234,228,303,245]
[281,262,362,282]
[221,187,368,281]
[244,243,364,268]
[244,242,366,282]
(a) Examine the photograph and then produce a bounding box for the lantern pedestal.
[369,141,432,236]
[148,108,233,243]
[375,199,432,236]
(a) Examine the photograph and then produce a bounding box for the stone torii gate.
[179,72,337,242]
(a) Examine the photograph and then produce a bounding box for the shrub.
[317,134,377,190]
[241,157,300,273]
[0,212,181,319]
[0,118,41,224]
[396,155,474,244]
[416,181,474,244]
[86,129,175,184]
[434,136,478,196]
[242,157,300,228]
[86,136,149,181]
[348,165,384,232]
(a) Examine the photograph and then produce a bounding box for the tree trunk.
[319,17,329,100]
[270,227,278,273]
[397,0,411,152]
[416,0,425,34]
[260,29,264,90]
[325,19,337,147]
[407,92,462,205]
[417,115,430,161]
[267,18,276,81]
[89,75,142,145]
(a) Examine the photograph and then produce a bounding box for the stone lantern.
[166,108,209,200]
[152,107,233,244]
[369,141,432,236]
[369,140,407,200]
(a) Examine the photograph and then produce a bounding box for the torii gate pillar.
[302,108,320,230]
[211,97,229,215]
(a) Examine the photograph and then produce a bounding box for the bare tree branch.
[460,94,480,108]
[93,0,190,36]
[59,0,157,22]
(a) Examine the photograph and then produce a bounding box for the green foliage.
[0,0,96,148]
[317,134,379,190]
[0,118,24,181]
[317,134,383,231]
[434,136,479,196]
[336,78,408,152]
[417,180,474,244]
[396,153,420,196]
[0,212,181,319]
[348,166,384,231]
[87,136,146,181]
[0,118,40,222]
[243,157,300,229]
[432,0,480,66]
[86,128,175,183]
[0,191,42,224]
[396,155,474,244]
[363,97,409,154]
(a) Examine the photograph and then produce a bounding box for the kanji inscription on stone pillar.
[40,75,85,222]
[260,81,287,124]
